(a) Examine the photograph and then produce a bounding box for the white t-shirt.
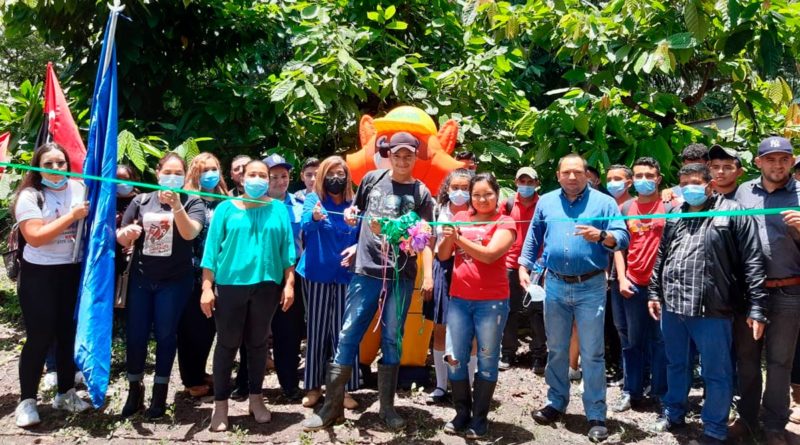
[15,180,85,265]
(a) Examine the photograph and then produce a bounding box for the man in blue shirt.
[520,153,629,442]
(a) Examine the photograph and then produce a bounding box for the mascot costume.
[346,106,463,387]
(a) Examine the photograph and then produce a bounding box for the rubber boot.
[120,381,144,418]
[378,363,405,430]
[466,377,497,439]
[145,382,169,419]
[444,379,471,435]
[301,363,352,431]
[790,384,800,424]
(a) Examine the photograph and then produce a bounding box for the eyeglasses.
[325,172,347,179]
[42,161,67,169]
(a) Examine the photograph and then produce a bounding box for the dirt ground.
[0,284,798,444]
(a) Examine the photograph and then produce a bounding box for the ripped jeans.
[445,296,509,382]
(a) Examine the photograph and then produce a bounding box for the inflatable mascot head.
[346,106,464,192]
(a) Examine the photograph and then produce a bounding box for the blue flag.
[75,9,121,408]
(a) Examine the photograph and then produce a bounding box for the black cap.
[709,144,741,163]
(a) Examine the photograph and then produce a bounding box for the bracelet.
[172,206,185,214]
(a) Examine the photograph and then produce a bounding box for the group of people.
[7,133,800,445]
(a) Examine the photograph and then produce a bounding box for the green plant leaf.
[386,21,408,30]
[665,32,696,49]
[684,1,707,41]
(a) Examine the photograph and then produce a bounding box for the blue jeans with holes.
[543,271,607,421]
[445,297,509,383]
[126,270,193,384]
[661,310,733,441]
[333,274,413,367]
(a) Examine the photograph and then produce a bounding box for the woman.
[296,156,359,409]
[424,169,475,405]
[200,159,296,431]
[438,173,516,439]
[13,143,91,427]
[117,152,206,419]
[177,153,229,397]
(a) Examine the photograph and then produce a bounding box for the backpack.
[357,169,425,214]
[2,190,44,281]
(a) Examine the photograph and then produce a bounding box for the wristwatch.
[597,230,607,244]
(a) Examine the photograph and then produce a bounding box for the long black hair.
[468,172,501,214]
[12,142,71,215]
[436,168,474,206]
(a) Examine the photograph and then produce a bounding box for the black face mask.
[324,177,347,195]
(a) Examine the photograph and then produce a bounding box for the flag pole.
[72,0,125,264]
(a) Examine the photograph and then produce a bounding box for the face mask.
[199,171,220,190]
[448,190,469,206]
[682,184,708,206]
[633,179,657,196]
[117,184,134,196]
[41,177,68,189]
[244,177,268,199]
[517,185,536,198]
[158,174,185,190]
[324,177,346,195]
[606,180,627,198]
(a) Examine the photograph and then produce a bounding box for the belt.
[549,269,604,284]
[765,277,800,288]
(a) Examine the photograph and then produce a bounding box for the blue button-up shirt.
[282,192,303,261]
[519,186,629,275]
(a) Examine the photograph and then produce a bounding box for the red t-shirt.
[624,199,667,286]
[501,193,538,269]
[449,211,517,300]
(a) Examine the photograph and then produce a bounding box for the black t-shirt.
[353,169,434,281]
[121,192,206,281]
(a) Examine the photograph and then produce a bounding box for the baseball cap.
[794,156,800,170]
[378,132,420,157]
[708,144,741,162]
[263,153,293,170]
[516,167,538,180]
[758,136,793,157]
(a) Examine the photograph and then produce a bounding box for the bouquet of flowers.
[379,211,432,255]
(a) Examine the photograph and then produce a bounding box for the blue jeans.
[126,271,193,384]
[543,271,607,421]
[661,310,733,441]
[334,274,413,367]
[445,297,509,382]
[611,282,666,400]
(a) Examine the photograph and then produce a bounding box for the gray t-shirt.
[353,169,434,281]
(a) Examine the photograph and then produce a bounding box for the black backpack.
[2,190,44,281]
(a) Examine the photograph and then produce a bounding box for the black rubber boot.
[466,377,497,439]
[444,379,471,435]
[121,380,145,418]
[301,363,352,431]
[378,363,405,430]
[145,382,169,419]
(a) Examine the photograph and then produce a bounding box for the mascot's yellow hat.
[373,106,438,136]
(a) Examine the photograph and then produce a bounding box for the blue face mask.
[633,179,657,196]
[117,184,134,196]
[41,176,68,189]
[682,184,708,206]
[244,177,269,199]
[199,170,221,190]
[606,180,627,198]
[517,185,536,198]
[448,190,469,206]
[158,174,185,190]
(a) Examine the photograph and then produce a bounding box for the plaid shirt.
[661,216,709,316]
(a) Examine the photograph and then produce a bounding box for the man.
[708,144,743,198]
[733,136,800,444]
[662,144,709,202]
[649,163,767,445]
[303,131,434,431]
[606,165,633,204]
[794,156,800,181]
[455,151,478,171]
[293,157,320,203]
[499,166,543,372]
[587,166,610,196]
[229,154,251,197]
[520,153,629,442]
[610,158,669,413]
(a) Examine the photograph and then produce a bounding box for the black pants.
[18,260,81,400]
[213,281,280,401]
[177,278,216,387]
[501,268,546,361]
[792,330,800,385]
[605,289,623,375]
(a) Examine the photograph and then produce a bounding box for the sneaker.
[42,372,58,391]
[15,399,40,428]
[52,388,91,413]
[649,415,685,433]
[498,355,512,371]
[569,367,582,381]
[426,387,450,405]
[611,393,632,413]
[587,420,609,442]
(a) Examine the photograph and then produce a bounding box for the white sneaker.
[42,372,58,391]
[52,388,91,413]
[569,367,582,381]
[15,399,40,427]
[74,371,85,386]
